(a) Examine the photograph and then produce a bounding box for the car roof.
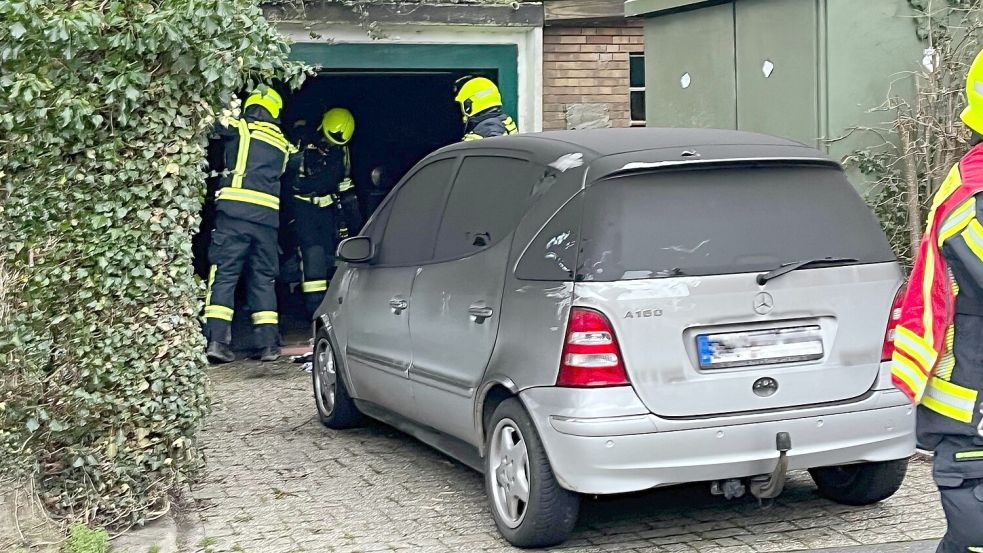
[437,128,831,169]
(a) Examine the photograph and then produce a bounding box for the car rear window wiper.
[756,257,860,285]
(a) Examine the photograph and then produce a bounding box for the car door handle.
[468,305,494,323]
[389,298,408,314]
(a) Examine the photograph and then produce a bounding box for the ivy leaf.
[1,0,308,529]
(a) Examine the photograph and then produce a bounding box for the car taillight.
[882,285,907,362]
[557,308,629,387]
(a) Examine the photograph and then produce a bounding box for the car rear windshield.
[578,164,895,282]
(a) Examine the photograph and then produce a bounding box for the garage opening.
[193,69,495,353]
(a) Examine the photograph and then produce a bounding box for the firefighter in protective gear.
[891,50,983,553]
[455,76,518,141]
[287,107,362,318]
[204,87,296,364]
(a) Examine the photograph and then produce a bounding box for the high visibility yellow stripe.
[232,119,251,188]
[922,242,937,346]
[968,547,983,552]
[930,375,978,401]
[248,123,298,154]
[302,280,328,293]
[894,326,935,371]
[923,377,978,423]
[955,450,983,461]
[891,354,929,401]
[251,311,278,325]
[250,131,289,154]
[936,325,956,381]
[217,187,279,210]
[938,197,976,245]
[248,121,285,135]
[922,395,972,422]
[248,127,289,148]
[504,116,518,134]
[463,133,483,141]
[936,353,956,381]
[204,305,233,321]
[294,194,335,207]
[960,219,983,263]
[922,166,965,343]
[205,265,217,307]
[933,165,965,211]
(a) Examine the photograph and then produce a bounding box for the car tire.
[484,398,579,548]
[809,458,908,506]
[312,328,363,429]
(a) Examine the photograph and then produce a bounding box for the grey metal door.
[644,2,737,129]
[409,155,537,444]
[735,0,820,146]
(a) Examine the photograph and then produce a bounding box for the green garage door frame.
[290,43,520,125]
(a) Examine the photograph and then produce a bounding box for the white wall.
[278,23,544,132]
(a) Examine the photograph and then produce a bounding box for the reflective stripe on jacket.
[215,114,294,228]
[291,141,352,207]
[892,143,983,409]
[463,109,518,141]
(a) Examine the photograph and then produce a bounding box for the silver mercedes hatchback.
[311,129,916,548]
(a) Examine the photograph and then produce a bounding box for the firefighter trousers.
[293,200,338,318]
[936,476,983,552]
[204,214,279,348]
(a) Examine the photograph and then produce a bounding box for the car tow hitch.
[749,432,792,503]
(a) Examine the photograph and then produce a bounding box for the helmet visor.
[326,129,347,144]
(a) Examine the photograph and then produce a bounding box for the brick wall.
[542,22,645,130]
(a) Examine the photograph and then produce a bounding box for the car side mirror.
[336,236,375,263]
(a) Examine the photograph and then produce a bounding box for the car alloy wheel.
[489,417,531,529]
[313,337,336,417]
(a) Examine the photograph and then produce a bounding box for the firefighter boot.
[206,341,235,364]
[256,346,281,362]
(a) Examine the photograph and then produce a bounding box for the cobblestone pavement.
[175,360,948,553]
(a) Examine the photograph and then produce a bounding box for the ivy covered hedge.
[0,0,304,527]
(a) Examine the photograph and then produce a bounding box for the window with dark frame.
[629,52,646,127]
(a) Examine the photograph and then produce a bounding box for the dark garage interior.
[194,69,497,351]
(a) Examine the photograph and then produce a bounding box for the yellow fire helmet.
[243,87,284,119]
[320,107,355,145]
[962,50,983,135]
[455,77,503,117]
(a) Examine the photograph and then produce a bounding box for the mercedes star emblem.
[754,292,775,315]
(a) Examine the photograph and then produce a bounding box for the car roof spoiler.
[599,156,842,180]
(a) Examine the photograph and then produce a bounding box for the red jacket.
[892,143,983,402]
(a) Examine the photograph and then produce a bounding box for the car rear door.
[408,153,540,443]
[344,157,456,419]
[572,163,903,417]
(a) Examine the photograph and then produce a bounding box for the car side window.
[433,156,535,260]
[515,192,583,281]
[377,158,455,266]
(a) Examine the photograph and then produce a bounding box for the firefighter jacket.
[892,143,983,461]
[462,107,518,141]
[213,107,295,228]
[288,137,352,208]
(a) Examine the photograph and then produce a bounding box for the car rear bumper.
[521,387,916,495]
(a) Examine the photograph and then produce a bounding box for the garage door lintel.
[264,1,545,28]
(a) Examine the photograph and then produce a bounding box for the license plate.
[697,325,824,369]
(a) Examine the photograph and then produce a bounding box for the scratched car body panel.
[315,129,916,547]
